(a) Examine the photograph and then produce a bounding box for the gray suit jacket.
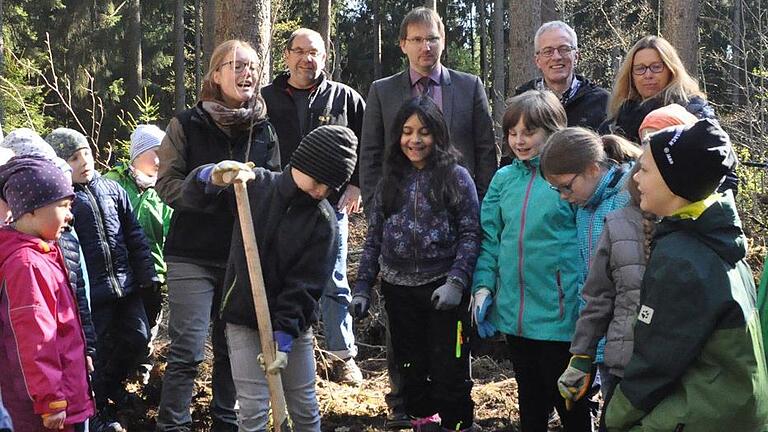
[359,66,498,211]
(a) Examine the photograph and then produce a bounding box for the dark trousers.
[382,280,474,430]
[506,335,591,432]
[91,291,150,407]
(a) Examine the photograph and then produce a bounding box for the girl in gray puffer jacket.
[558,165,656,430]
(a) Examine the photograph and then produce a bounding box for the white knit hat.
[2,128,58,161]
[130,124,165,163]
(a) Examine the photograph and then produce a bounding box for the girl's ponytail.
[601,135,642,164]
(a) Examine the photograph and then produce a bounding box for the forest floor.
[120,214,768,432]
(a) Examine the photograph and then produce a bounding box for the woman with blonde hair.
[155,39,280,432]
[599,36,714,144]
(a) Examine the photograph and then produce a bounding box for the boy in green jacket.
[104,124,173,384]
[607,119,768,431]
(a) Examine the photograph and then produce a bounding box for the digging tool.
[226,170,292,432]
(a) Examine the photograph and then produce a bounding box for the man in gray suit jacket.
[359,7,497,212]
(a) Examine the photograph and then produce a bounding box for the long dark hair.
[381,96,462,216]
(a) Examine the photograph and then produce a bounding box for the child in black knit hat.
[606,119,768,431]
[182,124,357,431]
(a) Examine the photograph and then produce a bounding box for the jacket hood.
[0,226,56,268]
[655,191,746,265]
[584,163,632,209]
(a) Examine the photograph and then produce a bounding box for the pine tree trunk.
[174,0,186,113]
[373,0,382,79]
[662,0,700,75]
[508,0,540,94]
[541,0,557,23]
[492,0,505,133]
[195,0,202,98]
[125,0,143,107]
[425,0,436,9]
[730,0,744,106]
[479,0,488,83]
[319,0,332,53]
[202,0,216,72]
[215,0,271,86]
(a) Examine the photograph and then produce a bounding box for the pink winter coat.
[0,226,94,431]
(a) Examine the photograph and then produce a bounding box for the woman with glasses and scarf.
[155,39,280,432]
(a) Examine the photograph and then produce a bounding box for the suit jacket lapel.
[399,70,412,104]
[441,66,454,125]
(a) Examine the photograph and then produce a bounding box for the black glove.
[350,294,370,319]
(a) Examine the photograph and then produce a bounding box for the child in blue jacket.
[471,90,589,431]
[351,97,480,432]
[48,128,158,430]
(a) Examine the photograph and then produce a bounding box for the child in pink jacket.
[0,155,95,431]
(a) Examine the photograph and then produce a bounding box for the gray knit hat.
[1,128,58,160]
[45,128,90,160]
[290,125,358,191]
[130,124,165,163]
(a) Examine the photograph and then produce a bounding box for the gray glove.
[430,278,464,310]
[350,294,370,318]
[211,160,255,186]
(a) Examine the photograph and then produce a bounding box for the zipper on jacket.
[556,269,564,320]
[413,171,420,273]
[517,165,536,335]
[83,185,123,297]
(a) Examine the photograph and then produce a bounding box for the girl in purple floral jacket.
[350,96,481,432]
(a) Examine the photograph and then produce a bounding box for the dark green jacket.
[606,192,768,431]
[104,164,173,283]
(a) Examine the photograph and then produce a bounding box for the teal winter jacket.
[472,158,581,341]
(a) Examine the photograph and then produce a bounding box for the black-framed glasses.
[219,60,257,74]
[549,173,581,194]
[405,36,441,46]
[536,45,576,57]
[632,62,665,75]
[288,48,322,58]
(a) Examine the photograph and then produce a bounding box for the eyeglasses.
[536,45,576,57]
[405,36,441,47]
[219,60,257,74]
[632,62,665,75]
[288,48,322,58]
[549,173,580,194]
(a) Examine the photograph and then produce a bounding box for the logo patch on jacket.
[638,305,654,324]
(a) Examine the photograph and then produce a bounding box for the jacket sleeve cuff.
[35,399,67,415]
[352,280,371,298]
[273,330,294,353]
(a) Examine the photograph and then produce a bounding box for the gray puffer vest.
[570,205,647,377]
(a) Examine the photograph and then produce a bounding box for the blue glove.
[472,288,497,338]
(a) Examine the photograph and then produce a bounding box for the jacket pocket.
[556,270,564,320]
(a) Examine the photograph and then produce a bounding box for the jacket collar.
[583,163,630,209]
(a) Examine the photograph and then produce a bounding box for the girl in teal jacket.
[471,90,590,431]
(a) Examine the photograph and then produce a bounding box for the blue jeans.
[320,210,357,359]
[226,325,321,432]
[156,262,237,431]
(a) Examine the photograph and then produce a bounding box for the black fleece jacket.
[180,165,338,338]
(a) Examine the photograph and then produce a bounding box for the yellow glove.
[211,160,255,186]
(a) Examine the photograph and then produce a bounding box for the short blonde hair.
[608,36,705,118]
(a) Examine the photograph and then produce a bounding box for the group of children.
[0,125,171,432]
[0,90,767,432]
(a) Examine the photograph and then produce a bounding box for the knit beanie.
[638,103,698,138]
[130,124,165,163]
[290,125,358,191]
[1,128,58,161]
[0,154,75,217]
[649,118,737,202]
[45,128,90,160]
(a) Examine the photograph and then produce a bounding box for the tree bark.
[195,0,202,98]
[202,0,216,72]
[492,0,505,134]
[215,0,272,86]
[730,0,744,106]
[125,0,143,107]
[174,0,186,113]
[479,0,488,83]
[425,0,436,9]
[508,0,540,94]
[373,0,382,79]
[541,0,558,23]
[662,0,700,74]
[319,0,331,53]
